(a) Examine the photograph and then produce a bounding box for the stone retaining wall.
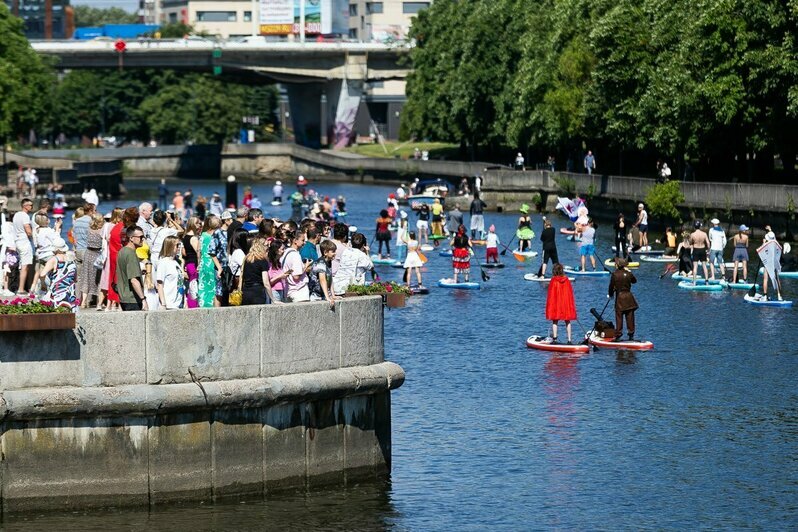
[0,297,403,513]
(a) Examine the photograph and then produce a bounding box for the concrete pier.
[0,297,403,512]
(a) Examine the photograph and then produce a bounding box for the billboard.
[260,0,346,35]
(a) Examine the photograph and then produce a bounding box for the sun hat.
[739,224,749,231]
[520,204,530,214]
[52,237,68,252]
[711,218,720,224]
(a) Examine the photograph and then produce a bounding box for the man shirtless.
[689,220,710,284]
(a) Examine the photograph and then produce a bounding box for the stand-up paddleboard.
[481,262,505,268]
[513,250,539,262]
[585,332,654,350]
[640,255,677,263]
[439,249,453,257]
[410,286,430,295]
[270,200,282,206]
[391,262,406,269]
[437,278,480,289]
[420,244,434,252]
[524,273,575,282]
[526,335,589,353]
[564,266,610,277]
[605,259,639,268]
[612,245,664,255]
[430,234,447,241]
[671,272,703,281]
[678,280,724,291]
[726,281,759,290]
[758,267,798,278]
[743,294,793,307]
[370,255,402,266]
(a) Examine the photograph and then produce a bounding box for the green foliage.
[531,193,542,208]
[346,282,411,295]
[0,297,70,314]
[553,175,576,195]
[0,4,54,140]
[404,0,798,176]
[645,181,685,222]
[154,23,209,38]
[73,6,138,27]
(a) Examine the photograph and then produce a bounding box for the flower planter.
[384,292,406,308]
[0,312,76,332]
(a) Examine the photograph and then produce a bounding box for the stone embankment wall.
[0,297,404,513]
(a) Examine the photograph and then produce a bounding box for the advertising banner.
[260,0,338,35]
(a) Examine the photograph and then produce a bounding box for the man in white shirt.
[332,232,374,296]
[137,202,154,240]
[12,198,34,294]
[708,218,727,281]
[282,230,311,302]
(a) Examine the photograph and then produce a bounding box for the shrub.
[645,181,684,223]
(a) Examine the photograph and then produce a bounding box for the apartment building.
[4,0,74,39]
[160,0,257,38]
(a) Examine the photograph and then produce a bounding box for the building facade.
[4,0,74,39]
[159,0,257,38]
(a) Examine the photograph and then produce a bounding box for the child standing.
[485,224,500,264]
[403,230,424,288]
[545,263,577,344]
[451,225,472,283]
[309,239,338,308]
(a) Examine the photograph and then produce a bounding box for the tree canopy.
[73,6,139,27]
[404,0,798,180]
[0,3,54,142]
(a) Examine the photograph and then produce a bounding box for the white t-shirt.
[156,257,183,309]
[230,249,245,277]
[148,226,177,260]
[35,226,59,260]
[396,223,408,246]
[486,233,500,249]
[282,248,308,296]
[709,227,727,251]
[333,247,373,295]
[12,212,30,242]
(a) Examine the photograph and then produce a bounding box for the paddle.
[593,249,614,273]
[659,263,676,279]
[480,267,490,282]
[499,235,516,256]
[748,256,762,297]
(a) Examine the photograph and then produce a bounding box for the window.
[196,11,236,22]
[402,2,429,14]
[366,2,383,14]
[348,28,358,39]
[243,11,252,22]
[169,12,178,23]
[349,4,357,16]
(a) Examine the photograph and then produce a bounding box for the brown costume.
[608,268,638,338]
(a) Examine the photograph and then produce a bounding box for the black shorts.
[543,248,559,265]
[691,248,707,262]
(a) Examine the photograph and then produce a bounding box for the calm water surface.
[4,179,798,530]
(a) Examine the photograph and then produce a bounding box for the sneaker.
[778,295,784,301]
[0,289,14,297]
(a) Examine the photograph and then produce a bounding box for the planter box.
[384,292,406,308]
[0,312,76,332]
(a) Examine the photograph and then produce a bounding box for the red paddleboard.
[526,335,589,353]
[585,332,654,350]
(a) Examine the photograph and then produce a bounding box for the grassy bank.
[344,141,459,160]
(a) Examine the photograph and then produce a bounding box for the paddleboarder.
[634,203,649,248]
[470,193,487,239]
[517,204,535,252]
[676,231,693,276]
[485,225,500,264]
[708,218,727,281]
[689,220,710,284]
[545,263,577,344]
[375,209,393,259]
[613,213,629,258]
[579,218,597,272]
[533,218,558,279]
[731,224,749,283]
[431,198,445,245]
[403,230,424,288]
[416,203,430,246]
[608,257,639,341]
[451,225,472,283]
[756,231,784,301]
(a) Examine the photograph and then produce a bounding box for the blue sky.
[72,0,139,11]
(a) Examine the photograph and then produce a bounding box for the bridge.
[30,39,410,83]
[31,39,411,149]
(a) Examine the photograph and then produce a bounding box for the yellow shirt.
[431,204,444,216]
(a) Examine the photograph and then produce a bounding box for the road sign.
[114,40,127,53]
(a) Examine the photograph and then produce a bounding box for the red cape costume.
[545,275,577,321]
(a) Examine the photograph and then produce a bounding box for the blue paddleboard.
[437,279,480,290]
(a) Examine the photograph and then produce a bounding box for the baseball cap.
[711,218,720,224]
[638,203,644,208]
[220,210,232,220]
[694,220,702,228]
[400,210,408,219]
[739,224,749,231]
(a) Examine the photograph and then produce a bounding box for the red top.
[107,222,124,303]
[545,275,577,321]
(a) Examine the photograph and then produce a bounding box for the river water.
[4,180,797,529]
